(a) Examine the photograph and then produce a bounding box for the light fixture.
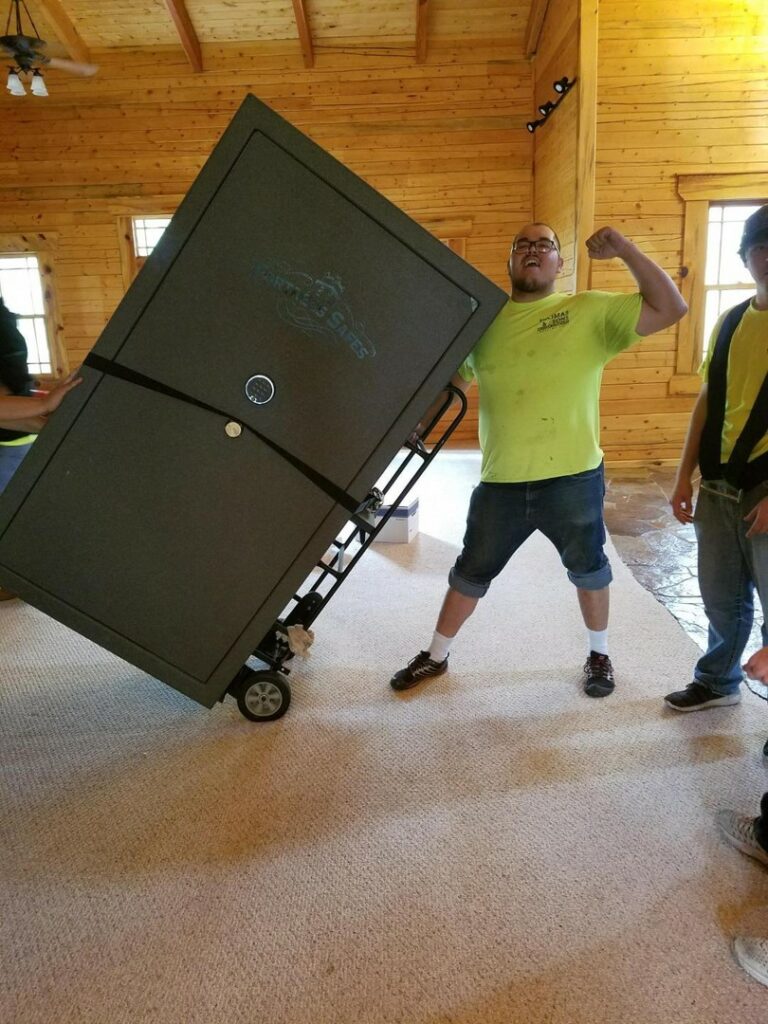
[526,77,578,132]
[6,66,24,94]
[2,1,54,96]
[30,67,46,95]
[2,1,97,93]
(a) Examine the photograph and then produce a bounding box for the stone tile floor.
[604,465,764,656]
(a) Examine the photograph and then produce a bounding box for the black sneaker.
[390,650,448,691]
[664,681,741,712]
[583,651,615,698]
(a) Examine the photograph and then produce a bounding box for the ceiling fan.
[2,0,97,95]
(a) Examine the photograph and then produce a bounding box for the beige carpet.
[2,452,768,1024]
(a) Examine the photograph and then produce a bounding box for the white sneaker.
[733,937,768,987]
[715,810,768,867]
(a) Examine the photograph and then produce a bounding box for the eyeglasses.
[511,239,558,254]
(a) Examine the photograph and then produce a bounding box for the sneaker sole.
[733,938,768,988]
[390,666,448,692]
[584,682,615,698]
[664,693,742,712]
[717,828,768,868]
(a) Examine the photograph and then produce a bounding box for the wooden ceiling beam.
[35,0,91,64]
[291,0,314,69]
[415,0,429,63]
[164,0,203,73]
[524,0,550,59]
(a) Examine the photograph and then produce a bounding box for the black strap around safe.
[699,298,768,491]
[83,352,364,517]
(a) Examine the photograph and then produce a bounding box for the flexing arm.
[670,384,708,524]
[586,226,688,336]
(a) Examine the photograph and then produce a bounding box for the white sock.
[428,631,453,662]
[588,628,609,656]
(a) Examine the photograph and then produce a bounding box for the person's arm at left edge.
[586,226,688,336]
[0,372,82,428]
[0,416,47,433]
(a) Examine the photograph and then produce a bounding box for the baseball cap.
[739,205,768,261]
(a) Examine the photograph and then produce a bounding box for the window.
[132,216,171,258]
[0,253,53,375]
[673,173,767,394]
[703,204,761,347]
[118,214,174,290]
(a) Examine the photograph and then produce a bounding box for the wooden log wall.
[593,0,768,465]
[0,40,533,448]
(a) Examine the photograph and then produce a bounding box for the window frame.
[673,173,767,395]
[117,211,176,290]
[0,233,66,383]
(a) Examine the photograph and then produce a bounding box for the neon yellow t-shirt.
[700,300,768,463]
[458,290,643,482]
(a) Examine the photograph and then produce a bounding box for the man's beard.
[510,272,548,294]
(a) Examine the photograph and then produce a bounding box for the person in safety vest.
[669,204,768,988]
[668,204,768,712]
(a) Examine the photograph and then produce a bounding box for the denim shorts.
[449,463,612,598]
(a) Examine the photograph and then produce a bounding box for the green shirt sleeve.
[457,355,475,383]
[600,291,644,356]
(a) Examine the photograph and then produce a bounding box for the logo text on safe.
[253,259,376,361]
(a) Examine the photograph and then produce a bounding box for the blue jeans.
[449,463,613,598]
[0,441,33,494]
[694,480,768,695]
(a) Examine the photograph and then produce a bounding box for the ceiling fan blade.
[45,56,98,76]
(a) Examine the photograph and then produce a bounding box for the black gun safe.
[0,94,507,718]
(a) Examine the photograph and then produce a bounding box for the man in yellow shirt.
[666,205,768,990]
[390,222,687,696]
[668,204,768,712]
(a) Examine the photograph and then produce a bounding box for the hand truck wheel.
[230,667,291,722]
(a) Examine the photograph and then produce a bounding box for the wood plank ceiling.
[13,1,539,70]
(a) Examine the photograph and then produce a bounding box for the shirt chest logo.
[537,311,570,332]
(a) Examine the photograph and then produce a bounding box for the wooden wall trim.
[116,216,137,292]
[673,198,708,379]
[677,172,768,202]
[575,0,597,293]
